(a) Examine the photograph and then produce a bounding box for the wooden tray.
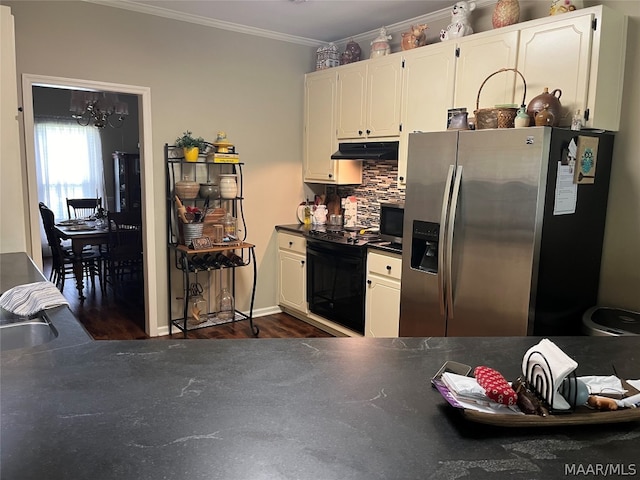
[436,379,640,428]
[462,406,640,427]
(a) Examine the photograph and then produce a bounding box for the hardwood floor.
[45,258,332,340]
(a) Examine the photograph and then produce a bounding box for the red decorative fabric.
[474,366,518,406]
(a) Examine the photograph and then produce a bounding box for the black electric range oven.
[305,228,381,335]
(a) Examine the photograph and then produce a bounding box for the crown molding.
[82,0,323,46]
[338,0,495,47]
[83,0,495,48]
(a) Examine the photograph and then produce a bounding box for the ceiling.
[88,0,458,45]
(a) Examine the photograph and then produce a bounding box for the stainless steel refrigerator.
[400,127,614,337]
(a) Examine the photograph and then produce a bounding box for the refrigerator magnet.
[574,136,599,184]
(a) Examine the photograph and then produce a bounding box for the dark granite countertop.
[2,253,639,479]
[276,224,402,255]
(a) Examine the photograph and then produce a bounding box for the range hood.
[331,141,399,160]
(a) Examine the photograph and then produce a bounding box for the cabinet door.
[454,30,520,115]
[303,70,338,182]
[336,63,367,139]
[517,14,593,127]
[365,275,400,337]
[398,42,457,184]
[367,55,403,138]
[278,250,307,313]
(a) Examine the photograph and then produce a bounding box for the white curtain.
[35,118,104,249]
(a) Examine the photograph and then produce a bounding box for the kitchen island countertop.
[2,254,639,480]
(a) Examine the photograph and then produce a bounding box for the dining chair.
[38,202,102,292]
[66,197,102,219]
[103,211,144,300]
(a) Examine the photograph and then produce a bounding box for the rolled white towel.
[522,338,578,410]
[0,281,69,317]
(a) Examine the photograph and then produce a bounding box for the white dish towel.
[0,282,69,317]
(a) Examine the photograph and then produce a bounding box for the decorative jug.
[535,104,555,126]
[514,106,530,128]
[527,87,562,126]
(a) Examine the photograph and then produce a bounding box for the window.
[35,118,104,248]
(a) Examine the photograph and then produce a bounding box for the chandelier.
[69,91,129,128]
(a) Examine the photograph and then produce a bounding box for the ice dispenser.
[410,220,440,273]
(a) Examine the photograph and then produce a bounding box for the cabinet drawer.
[278,232,306,254]
[367,251,402,280]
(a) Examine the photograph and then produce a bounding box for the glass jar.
[217,287,234,321]
[219,174,238,199]
[223,213,237,241]
[188,293,207,326]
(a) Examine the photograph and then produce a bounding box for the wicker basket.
[474,68,527,129]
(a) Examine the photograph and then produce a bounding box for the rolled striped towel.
[0,282,69,317]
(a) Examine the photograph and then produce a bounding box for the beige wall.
[5,0,314,331]
[596,1,640,311]
[0,6,28,254]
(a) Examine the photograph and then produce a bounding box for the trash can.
[582,307,640,336]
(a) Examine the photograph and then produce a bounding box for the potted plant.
[175,131,205,162]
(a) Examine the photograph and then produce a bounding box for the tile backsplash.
[331,160,405,227]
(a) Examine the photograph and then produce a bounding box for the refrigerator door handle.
[446,165,463,320]
[438,165,455,316]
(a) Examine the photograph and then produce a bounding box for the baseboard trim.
[155,305,285,337]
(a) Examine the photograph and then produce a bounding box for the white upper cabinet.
[516,5,627,130]
[303,69,362,184]
[398,42,456,185]
[336,55,403,140]
[454,30,520,114]
[303,5,626,185]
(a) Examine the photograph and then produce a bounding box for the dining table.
[54,220,109,299]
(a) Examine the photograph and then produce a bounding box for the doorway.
[21,74,160,337]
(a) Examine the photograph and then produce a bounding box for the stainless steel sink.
[0,313,58,351]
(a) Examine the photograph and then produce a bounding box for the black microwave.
[380,203,404,245]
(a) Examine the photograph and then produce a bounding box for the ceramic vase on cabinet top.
[492,0,520,28]
[370,26,391,58]
[535,104,555,126]
[340,38,361,65]
[527,87,562,126]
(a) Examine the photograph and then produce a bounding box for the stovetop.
[306,227,382,246]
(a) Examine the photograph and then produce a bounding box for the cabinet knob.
[328,173,333,179]
[367,279,372,285]
[289,241,293,247]
[386,265,392,271]
[399,176,404,181]
[358,130,363,136]
[301,260,305,265]
[366,129,371,135]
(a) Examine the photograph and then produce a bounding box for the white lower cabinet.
[365,250,402,338]
[277,232,307,314]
